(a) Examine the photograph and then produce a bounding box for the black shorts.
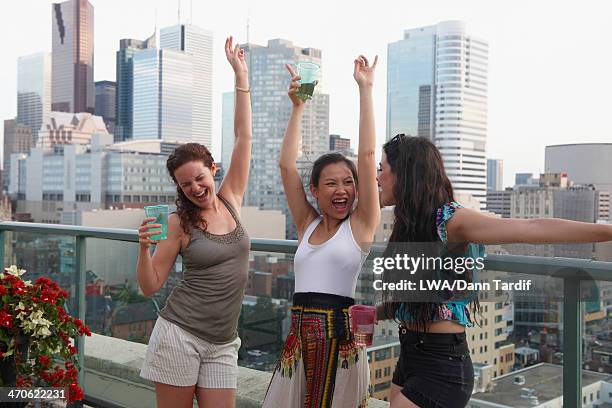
[392,326,474,408]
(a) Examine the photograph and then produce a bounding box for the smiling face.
[173,160,217,209]
[378,152,397,206]
[310,162,357,220]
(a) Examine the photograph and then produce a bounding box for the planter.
[0,333,29,408]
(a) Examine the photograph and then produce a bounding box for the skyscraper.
[221,91,235,167]
[51,0,95,114]
[3,119,32,191]
[132,48,193,142]
[160,24,213,147]
[387,21,489,209]
[487,158,503,191]
[95,81,116,135]
[242,39,330,238]
[17,52,51,146]
[115,35,156,142]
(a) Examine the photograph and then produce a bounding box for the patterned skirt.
[262,292,371,408]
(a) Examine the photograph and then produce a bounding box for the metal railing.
[1,221,611,408]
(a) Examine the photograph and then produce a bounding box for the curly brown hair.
[166,143,215,234]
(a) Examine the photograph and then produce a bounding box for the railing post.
[0,230,5,269]
[563,276,582,408]
[74,235,87,407]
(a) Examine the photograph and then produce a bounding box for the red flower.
[0,311,13,328]
[0,285,7,295]
[68,345,77,355]
[68,382,84,402]
[40,288,58,304]
[38,355,51,368]
[16,377,32,387]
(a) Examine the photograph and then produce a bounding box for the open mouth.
[194,187,209,202]
[332,198,348,212]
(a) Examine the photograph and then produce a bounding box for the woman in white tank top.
[262,56,380,408]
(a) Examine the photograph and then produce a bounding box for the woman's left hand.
[353,54,378,88]
[225,36,248,77]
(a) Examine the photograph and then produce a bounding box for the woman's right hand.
[138,217,161,249]
[285,64,305,108]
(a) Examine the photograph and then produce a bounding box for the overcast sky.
[2,0,611,188]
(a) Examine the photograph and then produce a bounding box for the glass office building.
[132,48,193,142]
[115,35,156,142]
[17,52,51,146]
[51,0,95,113]
[160,24,213,147]
[387,21,489,209]
[242,39,329,238]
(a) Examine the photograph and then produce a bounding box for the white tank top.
[294,216,369,298]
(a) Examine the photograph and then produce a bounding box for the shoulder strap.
[302,216,322,242]
[435,201,463,242]
[217,194,240,223]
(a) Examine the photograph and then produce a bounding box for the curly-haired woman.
[137,36,251,408]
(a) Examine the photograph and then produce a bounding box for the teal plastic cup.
[144,205,169,241]
[296,61,320,101]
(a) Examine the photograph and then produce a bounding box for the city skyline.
[1,0,612,188]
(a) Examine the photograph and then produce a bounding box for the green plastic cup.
[144,205,169,241]
[296,61,320,101]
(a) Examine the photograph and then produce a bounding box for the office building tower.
[160,24,213,147]
[17,52,51,146]
[387,21,488,209]
[487,159,503,191]
[95,81,116,135]
[3,120,32,191]
[242,39,330,238]
[115,35,156,141]
[132,48,193,142]
[51,0,95,113]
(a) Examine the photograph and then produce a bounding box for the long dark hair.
[166,143,215,234]
[381,134,479,330]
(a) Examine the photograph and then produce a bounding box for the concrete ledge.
[84,333,389,407]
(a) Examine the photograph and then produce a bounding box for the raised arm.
[219,36,252,211]
[448,208,612,245]
[279,64,318,239]
[351,55,381,243]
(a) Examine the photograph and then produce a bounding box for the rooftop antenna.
[246,16,250,44]
[154,7,158,44]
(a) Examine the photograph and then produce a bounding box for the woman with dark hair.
[136,36,251,408]
[262,56,381,408]
[377,134,612,408]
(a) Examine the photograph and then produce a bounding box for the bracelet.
[235,86,250,93]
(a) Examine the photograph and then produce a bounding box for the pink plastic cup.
[348,305,377,347]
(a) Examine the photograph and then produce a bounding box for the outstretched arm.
[351,55,381,245]
[279,64,318,239]
[448,208,612,245]
[219,36,252,211]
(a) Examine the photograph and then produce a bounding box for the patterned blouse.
[396,201,485,327]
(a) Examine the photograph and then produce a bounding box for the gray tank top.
[159,195,250,344]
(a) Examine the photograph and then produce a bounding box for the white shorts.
[140,316,241,388]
